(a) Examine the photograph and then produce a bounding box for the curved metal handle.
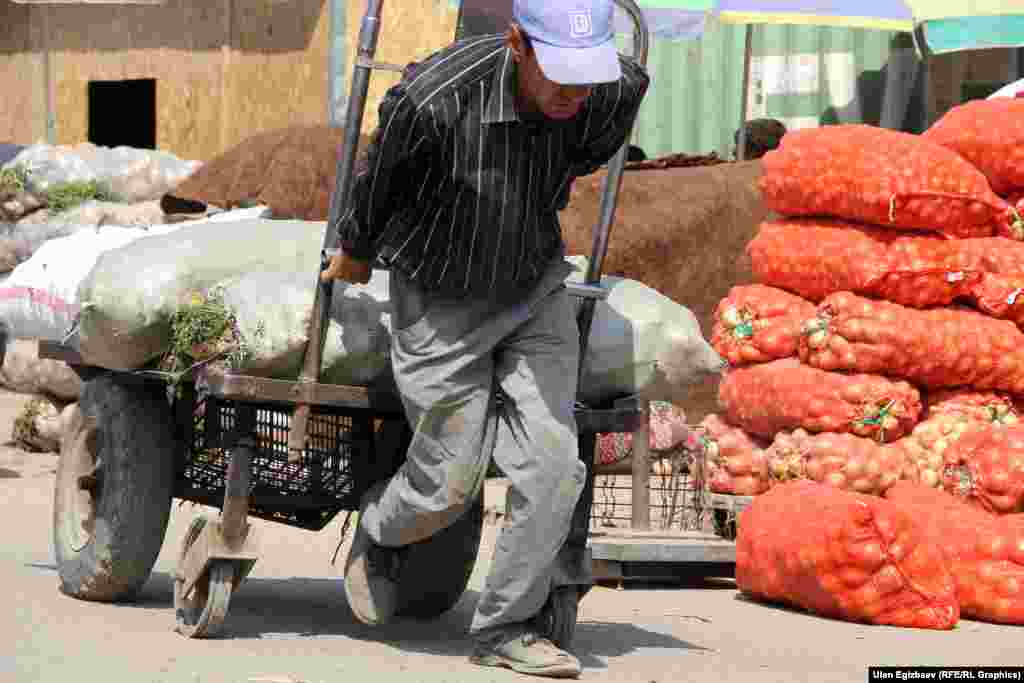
[615,0,650,68]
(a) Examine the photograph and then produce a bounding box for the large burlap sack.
[760,124,1019,239]
[748,219,985,307]
[718,358,922,443]
[711,284,815,365]
[886,481,1024,625]
[74,219,327,369]
[801,292,1024,393]
[561,160,768,422]
[923,99,1024,196]
[0,339,80,401]
[942,424,1024,515]
[162,125,372,221]
[896,392,1018,490]
[736,481,959,629]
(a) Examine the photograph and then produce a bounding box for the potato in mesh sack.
[766,429,916,496]
[886,481,1024,625]
[896,391,1018,490]
[736,481,959,629]
[923,99,1024,196]
[800,291,1024,393]
[718,358,921,443]
[711,284,815,365]
[759,124,1020,239]
[747,219,981,307]
[699,413,771,495]
[942,424,1024,515]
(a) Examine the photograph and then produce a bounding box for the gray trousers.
[358,256,586,634]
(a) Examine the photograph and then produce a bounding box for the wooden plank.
[589,532,736,564]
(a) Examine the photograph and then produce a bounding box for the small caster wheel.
[174,516,236,638]
[536,586,579,651]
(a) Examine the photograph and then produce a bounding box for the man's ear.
[507,24,526,63]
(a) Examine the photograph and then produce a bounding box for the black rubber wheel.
[394,492,485,619]
[537,586,579,651]
[53,374,178,602]
[713,509,737,540]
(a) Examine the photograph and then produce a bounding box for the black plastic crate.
[178,396,396,531]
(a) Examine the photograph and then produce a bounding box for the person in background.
[734,118,787,160]
[320,0,649,678]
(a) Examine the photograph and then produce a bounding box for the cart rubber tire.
[53,374,177,602]
[394,492,484,620]
[174,516,235,639]
[713,509,737,540]
[537,586,579,651]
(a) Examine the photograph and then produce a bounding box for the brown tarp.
[162,125,372,221]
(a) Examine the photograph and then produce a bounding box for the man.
[733,118,787,161]
[321,0,649,677]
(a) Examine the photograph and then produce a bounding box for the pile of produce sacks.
[712,100,1024,628]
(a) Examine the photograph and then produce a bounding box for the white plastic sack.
[5,143,201,202]
[75,144,201,203]
[569,269,726,404]
[0,224,181,340]
[74,219,327,369]
[6,144,96,192]
[0,221,83,272]
[221,269,392,386]
[210,259,721,403]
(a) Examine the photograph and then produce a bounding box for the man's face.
[508,27,592,121]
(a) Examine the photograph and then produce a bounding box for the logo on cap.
[568,9,594,39]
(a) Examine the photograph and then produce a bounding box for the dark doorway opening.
[87,78,157,149]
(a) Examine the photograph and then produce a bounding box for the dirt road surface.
[1,388,1020,683]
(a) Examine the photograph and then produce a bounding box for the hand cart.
[44,0,653,648]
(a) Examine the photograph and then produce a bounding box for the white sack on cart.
[216,259,722,403]
[74,218,723,403]
[566,260,726,405]
[75,219,328,369]
[0,225,180,341]
[220,269,392,387]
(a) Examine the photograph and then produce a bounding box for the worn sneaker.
[343,519,405,626]
[470,630,582,679]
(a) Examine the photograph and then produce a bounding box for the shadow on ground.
[30,565,705,668]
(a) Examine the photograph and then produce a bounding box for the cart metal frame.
[44,0,669,644]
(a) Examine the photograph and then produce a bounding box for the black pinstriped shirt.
[336,34,649,300]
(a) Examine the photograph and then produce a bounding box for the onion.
[807,329,830,349]
[825,472,847,489]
